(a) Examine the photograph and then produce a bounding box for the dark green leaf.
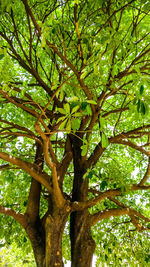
[141,101,146,115]
[81,102,88,111]
[140,85,144,95]
[100,180,108,190]
[137,99,141,112]
[0,54,4,60]
[147,223,150,229]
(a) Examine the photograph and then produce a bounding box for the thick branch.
[139,157,150,186]
[26,142,44,222]
[0,151,51,191]
[0,205,27,228]
[90,207,150,226]
[58,135,72,187]
[35,123,65,207]
[72,184,150,211]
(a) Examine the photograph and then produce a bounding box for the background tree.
[0,0,150,266]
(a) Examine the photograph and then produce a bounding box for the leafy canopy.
[0,0,150,265]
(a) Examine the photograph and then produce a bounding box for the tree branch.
[26,142,44,222]
[90,207,150,227]
[34,123,65,207]
[0,151,52,192]
[0,205,27,228]
[21,0,95,103]
[72,184,150,212]
[138,157,150,186]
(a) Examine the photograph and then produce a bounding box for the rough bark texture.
[70,136,96,267]
[25,217,45,267]
[70,211,96,267]
[25,205,68,267]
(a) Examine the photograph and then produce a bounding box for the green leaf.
[41,35,46,47]
[139,85,144,95]
[64,103,70,114]
[23,236,27,243]
[66,119,71,132]
[81,144,88,156]
[121,186,125,192]
[57,116,66,123]
[57,108,67,115]
[101,132,109,148]
[147,223,150,229]
[141,101,146,115]
[68,96,79,102]
[88,170,94,179]
[82,37,88,44]
[99,116,106,129]
[86,100,97,105]
[71,118,81,131]
[105,254,108,261]
[81,102,88,111]
[0,54,4,60]
[86,105,92,115]
[108,248,112,254]
[51,83,59,91]
[71,105,80,114]
[80,68,87,79]
[73,112,82,117]
[52,28,56,34]
[59,119,67,130]
[100,180,108,190]
[137,99,141,113]
[145,255,150,263]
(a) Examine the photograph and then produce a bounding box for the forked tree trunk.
[25,207,68,267]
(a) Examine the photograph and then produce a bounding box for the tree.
[0,0,150,266]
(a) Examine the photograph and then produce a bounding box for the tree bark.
[70,135,96,267]
[24,180,70,267]
[70,210,96,267]
[25,207,68,267]
[25,217,45,267]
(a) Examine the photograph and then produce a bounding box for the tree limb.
[0,151,52,192]
[0,205,27,228]
[90,207,150,227]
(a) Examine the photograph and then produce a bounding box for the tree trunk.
[44,212,66,267]
[70,135,96,267]
[70,210,96,267]
[25,207,68,267]
[25,217,45,267]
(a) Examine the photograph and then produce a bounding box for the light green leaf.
[64,103,70,114]
[58,108,67,115]
[41,35,46,47]
[57,116,66,123]
[71,118,81,131]
[59,119,67,130]
[68,96,79,102]
[81,144,88,156]
[99,116,106,129]
[66,119,71,132]
[51,83,58,91]
[101,132,109,148]
[73,112,82,117]
[71,105,80,114]
[80,68,87,79]
[86,100,97,105]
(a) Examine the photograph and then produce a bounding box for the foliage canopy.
[0,0,150,266]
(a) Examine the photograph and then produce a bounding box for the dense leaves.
[0,0,150,266]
